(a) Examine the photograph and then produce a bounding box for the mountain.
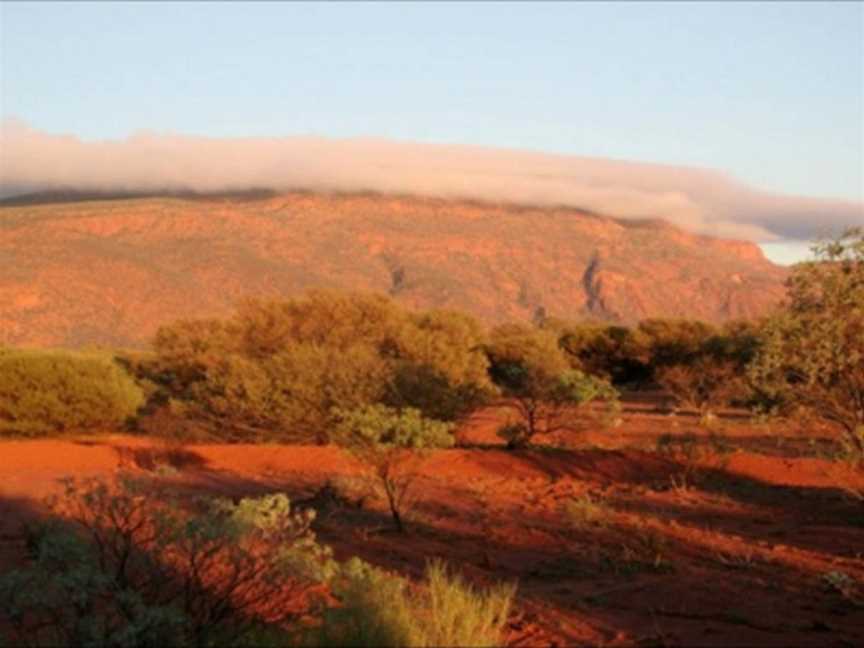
[0,191,788,348]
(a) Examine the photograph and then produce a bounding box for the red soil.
[2,401,863,647]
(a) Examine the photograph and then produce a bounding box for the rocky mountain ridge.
[0,191,789,347]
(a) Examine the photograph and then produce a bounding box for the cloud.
[1,119,860,242]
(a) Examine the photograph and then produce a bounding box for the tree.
[484,327,619,448]
[638,318,717,369]
[331,405,454,532]
[749,228,864,458]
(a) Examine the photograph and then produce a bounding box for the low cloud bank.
[1,120,860,242]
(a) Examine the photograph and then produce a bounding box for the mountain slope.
[0,192,788,347]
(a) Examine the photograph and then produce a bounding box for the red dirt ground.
[2,397,863,647]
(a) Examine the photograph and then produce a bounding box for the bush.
[553,321,651,385]
[331,405,454,532]
[649,321,759,423]
[749,228,864,459]
[0,476,334,647]
[184,343,390,443]
[0,349,144,437]
[142,291,491,442]
[384,362,489,423]
[654,344,749,424]
[312,558,515,647]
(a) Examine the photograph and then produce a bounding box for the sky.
[1,1,862,264]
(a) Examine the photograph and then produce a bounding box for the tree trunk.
[383,478,404,533]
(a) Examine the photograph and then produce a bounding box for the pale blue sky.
[1,2,862,262]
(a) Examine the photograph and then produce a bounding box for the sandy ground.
[2,397,863,647]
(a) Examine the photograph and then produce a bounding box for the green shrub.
[312,558,515,647]
[494,369,619,448]
[0,349,144,437]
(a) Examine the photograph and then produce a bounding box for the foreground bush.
[0,349,144,437]
[0,476,334,647]
[312,557,515,647]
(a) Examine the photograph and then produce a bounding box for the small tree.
[331,405,454,532]
[484,327,618,448]
[494,368,619,449]
[749,228,864,459]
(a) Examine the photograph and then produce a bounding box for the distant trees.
[0,349,144,437]
[749,228,864,458]
[552,320,651,385]
[649,322,759,424]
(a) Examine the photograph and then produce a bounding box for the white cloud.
[1,120,860,242]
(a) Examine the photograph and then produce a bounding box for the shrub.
[331,405,454,532]
[749,228,864,460]
[0,476,334,647]
[384,362,489,423]
[143,291,491,442]
[0,349,144,437]
[654,353,743,424]
[554,321,651,385]
[185,343,390,443]
[384,309,492,421]
[650,322,759,424]
[312,558,515,647]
